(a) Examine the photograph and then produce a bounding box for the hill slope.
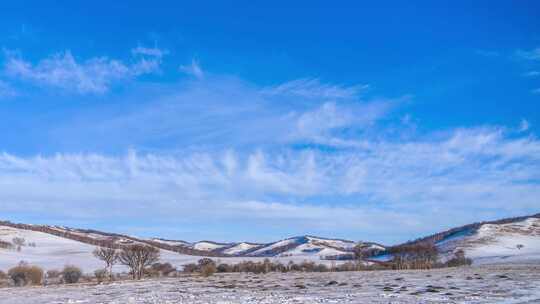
[372,214,540,264]
[437,217,540,264]
[1,213,540,273]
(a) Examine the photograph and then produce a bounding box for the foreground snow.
[1,264,539,304]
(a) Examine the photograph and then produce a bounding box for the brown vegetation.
[183,258,387,275]
[62,265,82,284]
[8,263,44,286]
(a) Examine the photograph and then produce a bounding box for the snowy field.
[1,264,539,304]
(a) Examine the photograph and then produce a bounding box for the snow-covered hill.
[1,214,539,273]
[0,224,361,273]
[437,217,540,264]
[369,215,540,264]
[222,242,262,255]
[0,225,330,273]
[0,225,108,273]
[246,236,357,258]
[146,235,359,258]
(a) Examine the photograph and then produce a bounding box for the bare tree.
[118,245,160,280]
[12,237,26,252]
[93,247,118,280]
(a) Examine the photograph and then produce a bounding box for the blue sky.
[0,1,539,244]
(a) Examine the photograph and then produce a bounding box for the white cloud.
[519,119,530,132]
[523,71,540,77]
[131,46,168,58]
[0,126,538,242]
[516,47,540,61]
[263,78,368,99]
[291,101,390,146]
[179,58,204,79]
[3,47,165,94]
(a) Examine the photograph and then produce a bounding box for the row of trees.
[353,241,472,270]
[182,258,390,276]
[2,241,473,286]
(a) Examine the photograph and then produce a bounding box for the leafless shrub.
[8,263,43,286]
[94,269,107,283]
[118,245,160,280]
[183,263,198,273]
[200,264,216,277]
[150,262,176,277]
[0,240,13,250]
[198,258,216,277]
[62,265,82,284]
[217,263,233,273]
[0,271,7,288]
[46,269,61,279]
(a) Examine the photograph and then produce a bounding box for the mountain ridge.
[1,212,540,264]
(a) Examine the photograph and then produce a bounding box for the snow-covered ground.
[1,264,539,304]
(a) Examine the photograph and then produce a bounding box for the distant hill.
[373,213,540,264]
[1,213,539,272]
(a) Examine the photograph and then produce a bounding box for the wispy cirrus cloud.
[48,76,394,152]
[516,47,540,61]
[523,71,540,77]
[0,124,538,242]
[262,78,369,100]
[179,58,204,79]
[2,46,166,94]
[519,119,530,132]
